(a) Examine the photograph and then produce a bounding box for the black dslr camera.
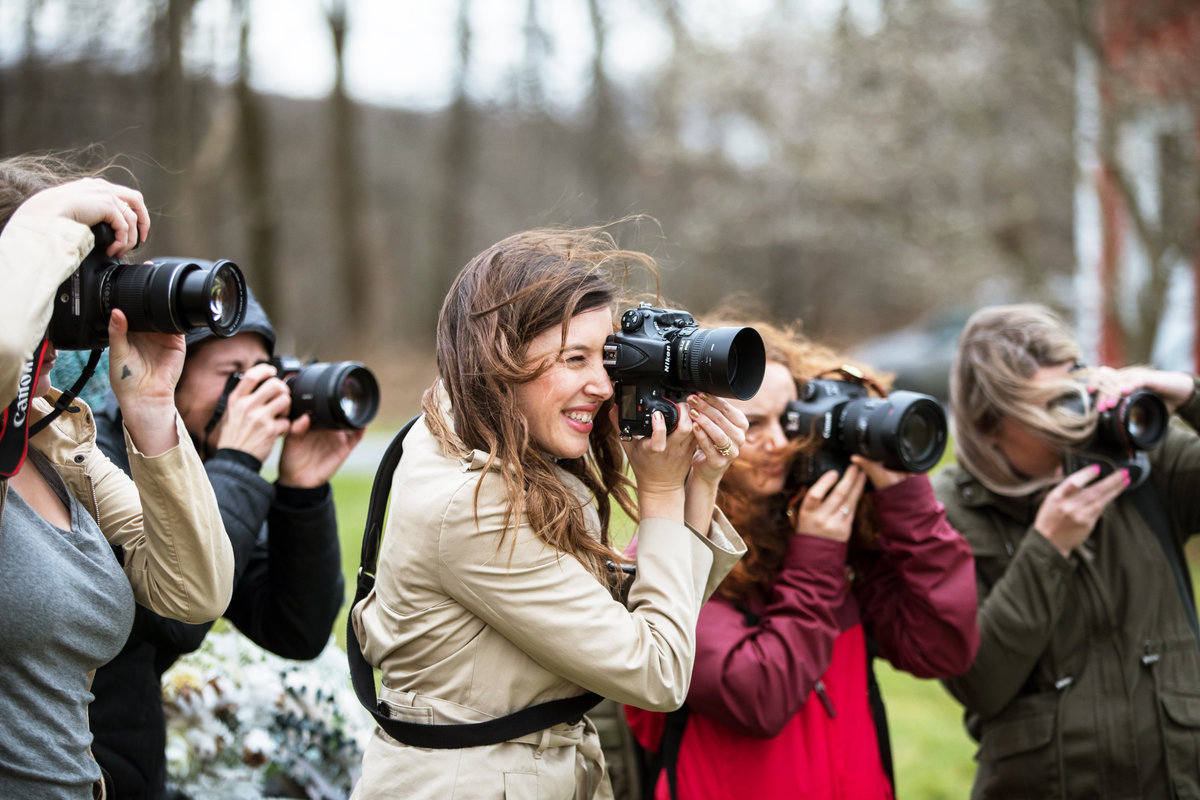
[783,377,948,483]
[602,303,766,438]
[1062,388,1168,488]
[225,356,381,431]
[48,223,247,350]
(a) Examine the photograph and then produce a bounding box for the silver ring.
[840,506,851,516]
[716,442,733,457]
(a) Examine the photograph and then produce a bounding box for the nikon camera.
[1062,387,1168,489]
[48,223,247,351]
[224,356,381,431]
[783,378,948,483]
[603,303,766,438]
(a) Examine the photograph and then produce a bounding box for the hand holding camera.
[790,463,867,543]
[1035,463,1129,557]
[216,362,292,463]
[12,177,148,257]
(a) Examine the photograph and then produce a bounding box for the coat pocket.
[503,771,538,800]
[975,691,1060,799]
[1160,690,1200,799]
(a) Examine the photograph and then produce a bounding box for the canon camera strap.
[347,414,602,749]
[0,338,50,478]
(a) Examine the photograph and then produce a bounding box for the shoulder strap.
[346,415,602,749]
[1129,479,1200,648]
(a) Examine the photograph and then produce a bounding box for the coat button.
[73,454,85,463]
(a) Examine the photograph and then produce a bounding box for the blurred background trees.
[0,0,1193,418]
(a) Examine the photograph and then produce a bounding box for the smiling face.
[513,307,615,460]
[729,361,797,497]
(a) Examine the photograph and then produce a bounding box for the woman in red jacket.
[626,320,979,799]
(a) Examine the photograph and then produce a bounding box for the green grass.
[328,469,978,797]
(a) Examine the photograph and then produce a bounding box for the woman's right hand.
[790,465,867,542]
[1034,463,1129,557]
[11,177,149,257]
[620,404,697,517]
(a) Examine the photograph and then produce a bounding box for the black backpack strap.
[1129,479,1200,647]
[346,414,602,749]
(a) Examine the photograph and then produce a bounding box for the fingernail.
[1091,464,1102,475]
[689,408,699,419]
[687,394,699,405]
[1122,468,1131,485]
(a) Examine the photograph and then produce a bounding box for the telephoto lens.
[48,224,248,350]
[273,357,381,430]
[783,378,948,482]
[839,390,948,474]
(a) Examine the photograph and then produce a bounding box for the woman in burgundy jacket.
[626,320,979,799]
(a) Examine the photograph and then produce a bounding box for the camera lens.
[894,396,946,471]
[679,326,766,400]
[287,361,381,430]
[110,258,247,339]
[1109,388,1168,451]
[840,391,948,473]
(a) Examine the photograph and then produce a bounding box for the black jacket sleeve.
[222,478,345,659]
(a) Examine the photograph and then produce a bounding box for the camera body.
[602,303,765,438]
[783,378,948,483]
[48,223,247,350]
[1062,387,1168,488]
[225,356,381,431]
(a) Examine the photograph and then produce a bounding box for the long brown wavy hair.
[703,316,888,604]
[422,225,654,587]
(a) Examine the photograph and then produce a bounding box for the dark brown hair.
[422,224,656,585]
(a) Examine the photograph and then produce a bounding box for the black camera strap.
[1129,479,1200,648]
[347,414,602,749]
[28,348,104,438]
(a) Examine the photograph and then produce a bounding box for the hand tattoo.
[121,365,132,380]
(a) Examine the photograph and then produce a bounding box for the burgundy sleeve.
[853,474,980,679]
[685,533,849,738]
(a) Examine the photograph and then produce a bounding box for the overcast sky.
[1,0,881,110]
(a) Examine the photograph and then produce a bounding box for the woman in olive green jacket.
[933,303,1200,799]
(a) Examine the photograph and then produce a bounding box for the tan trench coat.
[0,213,233,624]
[352,410,745,799]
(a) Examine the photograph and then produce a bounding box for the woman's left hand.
[1089,366,1195,414]
[850,454,910,490]
[686,393,748,483]
[107,309,186,456]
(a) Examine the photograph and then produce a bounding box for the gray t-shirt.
[0,450,135,799]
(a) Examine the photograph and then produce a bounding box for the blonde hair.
[950,303,1096,496]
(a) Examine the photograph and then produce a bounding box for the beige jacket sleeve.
[0,216,93,403]
[31,391,234,625]
[436,470,745,713]
[101,414,234,622]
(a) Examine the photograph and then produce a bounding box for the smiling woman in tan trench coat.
[351,226,748,800]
